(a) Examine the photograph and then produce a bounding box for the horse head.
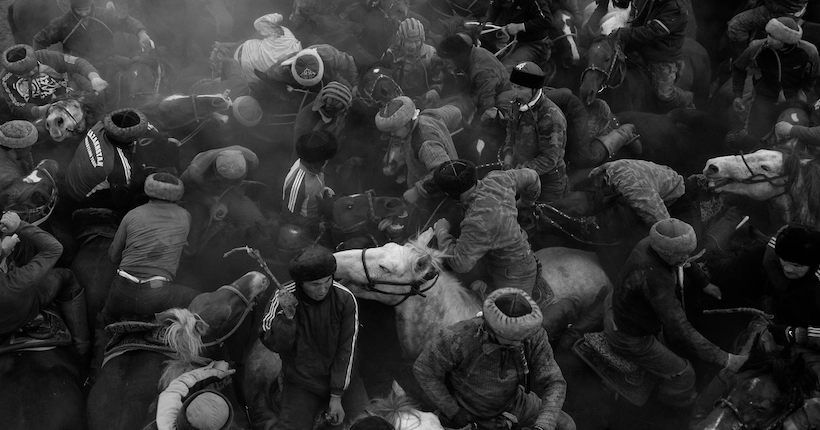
[357,66,404,108]
[0,159,59,225]
[117,55,173,106]
[359,381,445,430]
[324,191,409,247]
[579,34,625,105]
[550,8,581,68]
[383,137,408,182]
[44,95,101,142]
[703,148,798,200]
[140,93,232,130]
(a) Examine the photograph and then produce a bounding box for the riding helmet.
[290,48,324,87]
[214,149,248,179]
[312,81,352,116]
[231,96,263,127]
[398,17,425,42]
[177,389,233,430]
[144,172,184,202]
[1,45,37,76]
[765,17,802,45]
[289,246,337,283]
[295,130,338,164]
[510,62,546,89]
[482,288,543,341]
[103,109,148,144]
[0,120,38,149]
[775,224,820,267]
[433,159,477,199]
[648,218,697,258]
[375,96,418,133]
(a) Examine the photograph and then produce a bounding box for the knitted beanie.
[289,246,337,283]
[649,218,697,257]
[775,224,820,267]
[296,130,338,163]
[214,149,247,179]
[312,81,352,113]
[483,288,543,341]
[2,45,38,76]
[0,120,37,148]
[177,390,233,430]
[291,49,324,87]
[510,61,546,89]
[398,18,425,42]
[437,34,473,59]
[433,159,477,198]
[766,17,802,45]
[232,96,263,127]
[375,96,417,132]
[144,172,184,202]
[350,416,396,430]
[103,109,148,143]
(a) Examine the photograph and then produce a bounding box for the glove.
[450,408,476,428]
[503,154,513,170]
[327,395,345,425]
[33,104,51,118]
[0,212,21,235]
[504,22,525,35]
[775,121,794,139]
[403,187,421,204]
[433,218,451,237]
[481,107,500,121]
[1,234,19,254]
[90,76,109,92]
[724,353,748,372]
[702,283,722,300]
[733,97,746,113]
[277,290,298,319]
[138,31,154,52]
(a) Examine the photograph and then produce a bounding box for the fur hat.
[350,416,395,430]
[510,61,546,89]
[232,96,263,127]
[144,172,184,202]
[775,224,820,267]
[2,44,38,76]
[482,288,543,341]
[70,0,94,8]
[296,130,338,163]
[214,149,247,179]
[103,109,148,143]
[433,159,477,198]
[289,246,337,283]
[312,81,352,114]
[291,49,324,87]
[177,390,233,430]
[0,120,37,148]
[375,96,418,132]
[437,34,473,59]
[649,218,697,257]
[766,17,802,45]
[398,18,425,42]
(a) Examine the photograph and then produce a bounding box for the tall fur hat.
[296,130,338,163]
[0,120,37,148]
[289,246,337,283]
[144,172,184,202]
[437,34,473,59]
[375,96,417,132]
[104,109,148,143]
[775,224,820,267]
[433,159,477,198]
[291,48,324,87]
[510,61,546,89]
[766,17,802,45]
[398,18,425,42]
[649,218,697,257]
[177,390,233,430]
[2,44,38,76]
[482,288,543,341]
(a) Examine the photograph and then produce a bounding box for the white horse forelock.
[600,1,631,35]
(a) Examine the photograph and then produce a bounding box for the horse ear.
[417,227,435,247]
[194,317,211,336]
[155,310,177,324]
[391,380,406,397]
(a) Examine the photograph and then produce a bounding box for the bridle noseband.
[358,248,439,306]
[201,283,259,348]
[580,36,626,93]
[736,151,791,188]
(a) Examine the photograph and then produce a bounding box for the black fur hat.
[296,131,338,164]
[775,224,820,267]
[433,159,477,198]
[289,246,337,283]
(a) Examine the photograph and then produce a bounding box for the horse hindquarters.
[87,352,166,430]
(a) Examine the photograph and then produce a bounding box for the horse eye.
[761,165,770,171]
[379,264,391,273]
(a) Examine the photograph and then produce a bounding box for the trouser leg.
[275,380,325,430]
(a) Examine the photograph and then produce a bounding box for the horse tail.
[158,308,206,388]
[7,3,22,44]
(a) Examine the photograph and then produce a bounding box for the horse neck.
[768,193,794,226]
[334,249,369,281]
[396,272,479,333]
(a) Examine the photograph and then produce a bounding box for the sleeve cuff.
[331,389,344,397]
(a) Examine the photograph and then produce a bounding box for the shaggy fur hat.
[766,17,802,45]
[144,172,184,202]
[291,49,324,87]
[350,416,395,430]
[2,44,38,76]
[313,81,352,114]
[232,96,263,127]
[398,18,425,42]
[375,96,418,132]
[289,246,337,283]
[775,224,820,267]
[649,218,697,257]
[0,120,37,148]
[437,34,473,59]
[433,159,477,198]
[296,130,338,164]
[177,390,233,430]
[214,150,247,179]
[104,109,148,144]
[510,61,546,89]
[483,288,543,341]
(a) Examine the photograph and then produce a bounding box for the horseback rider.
[413,287,576,430]
[429,160,541,295]
[481,0,553,72]
[0,121,38,186]
[180,145,264,255]
[0,44,107,120]
[604,218,747,409]
[294,81,352,145]
[234,13,303,85]
[0,211,91,362]
[497,62,569,202]
[727,0,808,62]
[32,0,155,75]
[437,33,513,121]
[263,45,358,90]
[731,17,820,145]
[375,96,460,205]
[380,18,444,108]
[588,0,695,109]
[152,360,236,430]
[101,173,199,325]
[259,247,368,430]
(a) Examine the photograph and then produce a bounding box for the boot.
[58,289,91,363]
[596,123,642,157]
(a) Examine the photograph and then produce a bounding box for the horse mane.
[600,7,630,35]
[777,145,820,226]
[158,308,207,389]
[735,348,819,403]
[405,234,448,276]
[365,389,422,430]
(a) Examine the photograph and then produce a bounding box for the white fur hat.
[766,17,802,45]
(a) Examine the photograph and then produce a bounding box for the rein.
[580,36,626,93]
[737,151,791,187]
[130,62,164,99]
[201,283,258,348]
[330,191,380,234]
[9,165,59,227]
[534,203,621,246]
[358,248,440,306]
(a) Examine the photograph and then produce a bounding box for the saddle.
[102,319,176,367]
[0,309,72,357]
[572,332,659,406]
[73,208,121,244]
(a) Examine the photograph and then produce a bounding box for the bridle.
[46,101,84,138]
[129,61,164,99]
[201,283,259,348]
[9,163,59,227]
[714,387,801,430]
[359,72,403,107]
[330,190,398,235]
[735,150,791,188]
[358,248,440,306]
[580,36,626,93]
